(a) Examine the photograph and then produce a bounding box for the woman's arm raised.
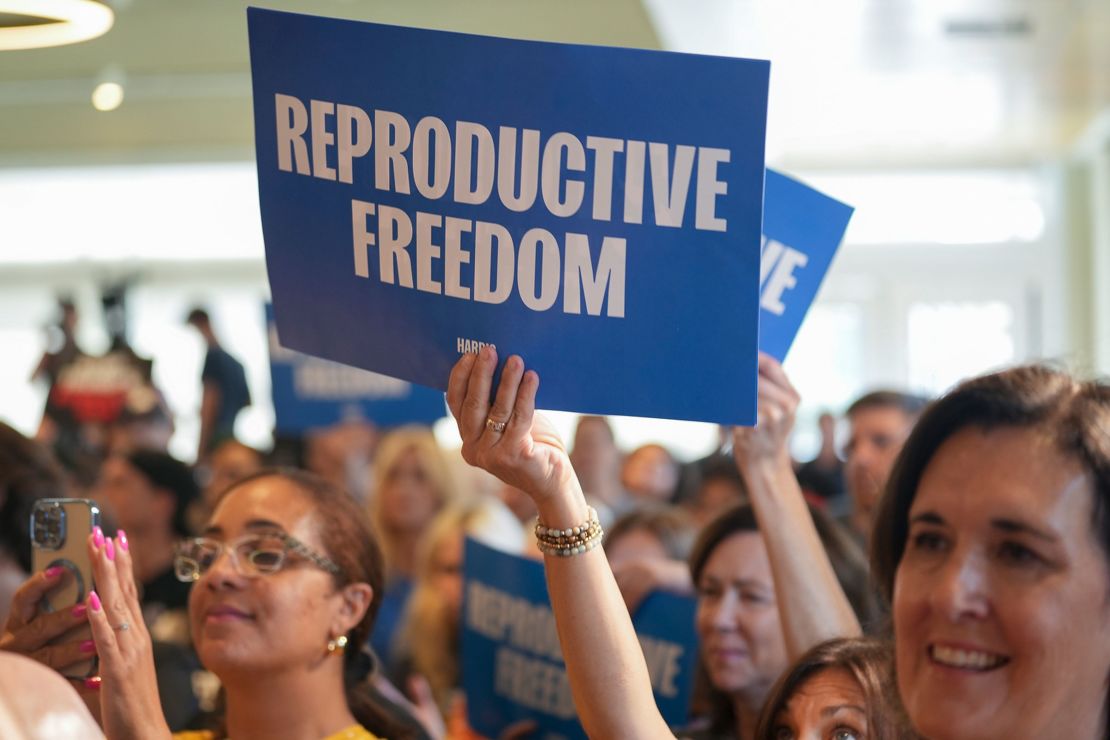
[446,348,672,740]
[732,354,860,660]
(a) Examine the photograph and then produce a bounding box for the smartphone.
[30,498,100,679]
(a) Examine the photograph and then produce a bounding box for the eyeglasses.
[174,531,342,582]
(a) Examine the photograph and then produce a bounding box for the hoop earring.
[326,635,349,654]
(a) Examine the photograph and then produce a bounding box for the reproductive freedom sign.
[248,8,770,425]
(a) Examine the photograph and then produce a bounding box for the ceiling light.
[0,0,114,51]
[91,64,124,111]
[91,81,122,111]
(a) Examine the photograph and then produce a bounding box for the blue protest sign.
[631,591,698,724]
[248,8,769,425]
[266,306,445,432]
[759,170,854,361]
[462,539,698,737]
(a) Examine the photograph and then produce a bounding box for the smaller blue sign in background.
[462,539,698,738]
[266,305,445,433]
[759,170,854,361]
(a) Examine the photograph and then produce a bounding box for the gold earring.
[326,635,349,654]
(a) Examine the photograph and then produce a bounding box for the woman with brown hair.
[871,364,1110,740]
[754,637,909,740]
[683,502,876,740]
[3,468,433,739]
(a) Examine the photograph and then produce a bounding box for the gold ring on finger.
[112,622,130,632]
[485,417,507,433]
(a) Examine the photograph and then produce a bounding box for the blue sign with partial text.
[248,8,769,425]
[462,539,698,738]
[266,306,445,432]
[758,170,854,361]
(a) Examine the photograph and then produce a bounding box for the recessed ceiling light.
[0,0,114,51]
[92,81,122,111]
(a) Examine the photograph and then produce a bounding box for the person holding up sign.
[445,349,863,739]
[450,349,1110,740]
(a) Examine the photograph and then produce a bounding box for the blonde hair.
[369,426,456,571]
[398,499,523,717]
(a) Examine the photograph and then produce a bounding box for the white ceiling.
[644,0,1110,169]
[1,0,1107,169]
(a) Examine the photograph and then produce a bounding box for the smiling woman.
[872,365,1110,740]
[0,467,439,739]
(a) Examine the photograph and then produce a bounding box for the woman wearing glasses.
[2,468,427,739]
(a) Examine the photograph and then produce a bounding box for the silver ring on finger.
[485,417,507,434]
[112,622,130,632]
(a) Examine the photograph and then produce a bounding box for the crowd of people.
[0,302,1108,740]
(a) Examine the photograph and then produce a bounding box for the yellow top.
[173,725,380,740]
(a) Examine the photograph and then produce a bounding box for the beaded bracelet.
[535,507,604,557]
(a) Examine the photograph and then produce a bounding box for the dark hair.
[696,455,750,501]
[0,422,68,572]
[215,469,427,738]
[125,451,198,538]
[755,637,911,740]
[688,504,877,735]
[604,505,695,561]
[185,307,210,326]
[872,364,1110,602]
[690,504,876,625]
[847,390,929,420]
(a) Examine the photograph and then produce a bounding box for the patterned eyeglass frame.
[176,530,342,580]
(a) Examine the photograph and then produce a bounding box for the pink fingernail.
[44,566,65,579]
[72,604,87,619]
[88,591,101,612]
[79,640,96,654]
[118,530,129,552]
[84,676,101,691]
[105,538,115,561]
[93,526,104,548]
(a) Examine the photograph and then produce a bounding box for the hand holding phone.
[0,565,96,679]
[0,499,100,680]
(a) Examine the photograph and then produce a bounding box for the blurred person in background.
[31,297,85,388]
[92,451,198,625]
[0,422,68,625]
[185,308,250,463]
[622,443,681,505]
[393,498,523,722]
[366,426,458,664]
[106,385,176,456]
[495,481,538,526]
[569,415,627,521]
[605,505,695,615]
[794,411,845,508]
[188,439,265,533]
[304,420,378,503]
[0,652,103,739]
[842,391,928,547]
[685,456,749,528]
